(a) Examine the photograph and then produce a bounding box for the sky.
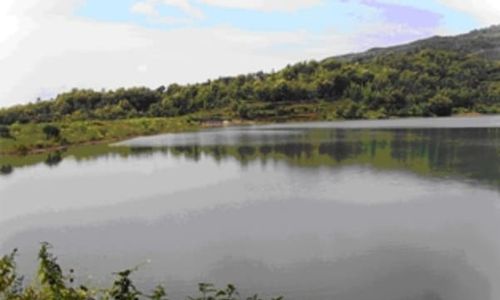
[0,0,499,107]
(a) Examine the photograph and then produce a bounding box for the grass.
[0,117,199,155]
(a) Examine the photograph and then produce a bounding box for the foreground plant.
[0,244,282,300]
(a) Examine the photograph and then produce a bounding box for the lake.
[1,116,499,300]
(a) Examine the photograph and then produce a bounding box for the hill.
[0,25,499,132]
[333,25,500,62]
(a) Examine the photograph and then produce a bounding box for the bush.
[335,99,366,119]
[43,125,61,140]
[427,93,453,116]
[0,125,11,138]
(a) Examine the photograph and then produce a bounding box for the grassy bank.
[0,116,200,155]
[0,102,334,156]
[0,106,493,159]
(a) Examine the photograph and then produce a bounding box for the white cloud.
[164,0,204,19]
[131,0,324,17]
[0,0,81,48]
[0,0,83,16]
[438,0,500,26]
[131,1,159,17]
[197,0,323,12]
[131,0,191,24]
[131,0,204,23]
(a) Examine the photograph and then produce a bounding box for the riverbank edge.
[0,112,490,157]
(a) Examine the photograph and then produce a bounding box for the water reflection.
[0,164,13,175]
[117,127,499,187]
[0,118,499,300]
[2,125,499,187]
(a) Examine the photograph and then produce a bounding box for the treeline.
[1,48,499,125]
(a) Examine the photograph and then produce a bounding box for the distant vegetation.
[0,26,499,154]
[0,243,282,300]
[1,48,499,126]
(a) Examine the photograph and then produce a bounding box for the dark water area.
[1,116,499,300]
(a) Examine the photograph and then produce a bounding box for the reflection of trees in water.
[318,141,363,162]
[158,128,499,186]
[389,129,411,162]
[438,128,499,183]
[9,128,498,187]
[45,151,63,167]
[273,143,313,159]
[208,146,228,162]
[259,145,272,156]
[0,164,13,175]
[425,129,459,171]
[171,145,202,161]
[386,128,499,185]
[237,146,256,161]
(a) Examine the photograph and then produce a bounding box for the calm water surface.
[1,116,499,300]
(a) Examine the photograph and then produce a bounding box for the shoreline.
[0,113,495,157]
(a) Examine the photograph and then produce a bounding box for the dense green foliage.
[0,49,499,127]
[0,244,281,300]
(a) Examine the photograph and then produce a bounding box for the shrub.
[43,125,61,140]
[0,125,11,138]
[428,93,453,116]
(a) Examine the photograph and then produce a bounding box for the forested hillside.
[1,26,500,125]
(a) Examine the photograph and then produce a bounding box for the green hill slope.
[0,25,499,126]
